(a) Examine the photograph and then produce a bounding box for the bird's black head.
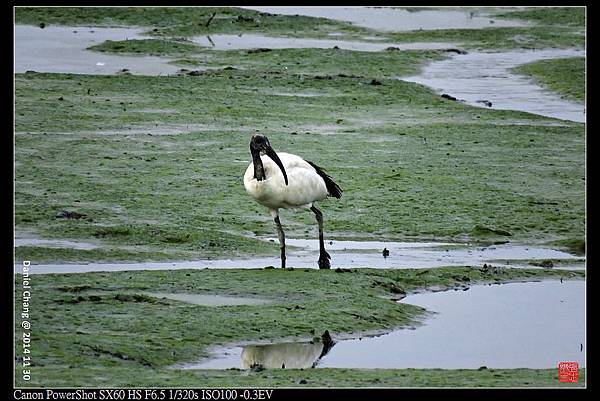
[249,134,288,185]
[250,134,271,153]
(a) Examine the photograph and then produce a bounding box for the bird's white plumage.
[244,152,328,210]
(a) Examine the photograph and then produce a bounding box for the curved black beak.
[265,146,288,186]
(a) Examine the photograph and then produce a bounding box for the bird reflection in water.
[241,330,335,370]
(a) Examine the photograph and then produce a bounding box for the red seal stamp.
[558,362,579,383]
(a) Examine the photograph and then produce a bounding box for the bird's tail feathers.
[306,160,343,199]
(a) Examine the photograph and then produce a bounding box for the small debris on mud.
[187,70,204,76]
[369,79,382,86]
[480,263,505,275]
[236,15,255,23]
[334,267,352,273]
[445,48,468,55]
[385,46,400,51]
[55,210,87,219]
[441,93,458,101]
[247,48,272,54]
[476,99,493,107]
[531,260,554,268]
[382,247,390,258]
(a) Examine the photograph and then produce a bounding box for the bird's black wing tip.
[306,160,342,199]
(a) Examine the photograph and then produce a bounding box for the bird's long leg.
[271,209,286,269]
[311,205,330,269]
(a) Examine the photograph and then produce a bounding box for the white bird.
[243,134,342,269]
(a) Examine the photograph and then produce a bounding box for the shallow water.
[15,24,585,124]
[181,279,586,369]
[192,34,456,52]
[402,48,586,122]
[14,25,182,75]
[14,238,99,250]
[242,7,531,32]
[15,239,583,274]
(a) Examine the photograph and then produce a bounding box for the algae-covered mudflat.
[14,6,586,389]
[14,267,584,387]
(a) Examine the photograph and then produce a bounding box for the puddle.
[242,7,531,32]
[14,25,182,75]
[143,292,271,306]
[402,48,586,122]
[183,339,332,370]
[179,279,585,369]
[15,239,583,274]
[192,34,455,52]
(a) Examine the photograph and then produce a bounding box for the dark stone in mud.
[314,75,333,80]
[382,247,390,258]
[334,267,352,273]
[39,22,46,29]
[477,99,493,107]
[441,93,458,101]
[299,379,308,384]
[478,366,488,370]
[385,47,400,51]
[236,15,255,23]
[223,66,237,70]
[264,266,275,269]
[332,46,340,49]
[55,210,87,219]
[369,79,382,86]
[88,295,102,302]
[114,294,156,303]
[445,48,468,55]
[187,70,204,76]
[247,48,272,54]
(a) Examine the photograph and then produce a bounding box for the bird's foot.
[318,251,331,269]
